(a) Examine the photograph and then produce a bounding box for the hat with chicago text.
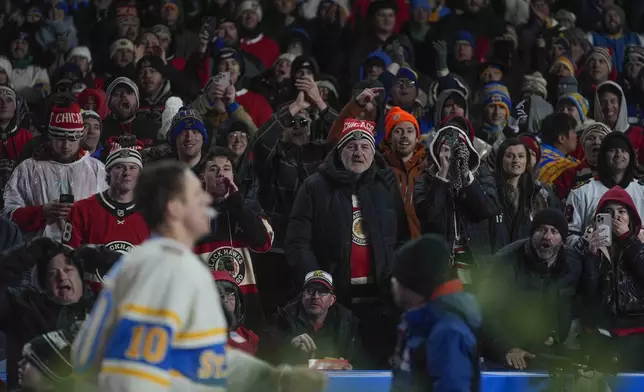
[49,102,84,140]
[337,118,376,151]
[304,270,333,291]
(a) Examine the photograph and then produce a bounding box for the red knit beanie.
[49,103,84,140]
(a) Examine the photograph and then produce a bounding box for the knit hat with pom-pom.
[159,96,184,139]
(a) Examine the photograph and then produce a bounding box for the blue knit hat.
[397,66,418,83]
[557,93,589,122]
[455,31,475,48]
[483,82,512,117]
[168,107,208,147]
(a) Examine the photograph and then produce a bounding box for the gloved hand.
[388,39,405,64]
[290,333,317,353]
[432,40,448,73]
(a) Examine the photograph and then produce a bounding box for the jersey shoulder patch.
[572,179,590,190]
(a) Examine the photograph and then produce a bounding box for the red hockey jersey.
[63,191,150,291]
[63,191,149,250]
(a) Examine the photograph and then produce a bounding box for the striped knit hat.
[521,72,548,98]
[168,107,208,147]
[337,118,376,151]
[580,121,611,146]
[105,142,143,170]
[49,103,84,140]
[483,82,512,117]
[586,47,613,72]
[0,86,16,104]
[22,330,73,382]
[626,46,644,66]
[550,54,577,75]
[557,93,589,122]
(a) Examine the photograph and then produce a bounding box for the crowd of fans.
[0,0,642,389]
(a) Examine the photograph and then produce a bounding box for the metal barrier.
[324,371,644,392]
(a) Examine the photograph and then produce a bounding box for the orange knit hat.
[385,107,419,142]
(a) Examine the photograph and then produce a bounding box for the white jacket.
[72,237,229,392]
[565,178,644,245]
[3,152,107,240]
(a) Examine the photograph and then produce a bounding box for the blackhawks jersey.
[63,191,149,291]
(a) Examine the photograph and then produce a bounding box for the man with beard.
[114,3,139,42]
[63,137,149,271]
[566,133,644,245]
[101,77,159,147]
[554,122,610,202]
[195,147,274,330]
[478,209,581,370]
[136,55,173,126]
[6,29,50,104]
[3,101,107,240]
[286,118,409,367]
[588,5,643,73]
[382,107,428,238]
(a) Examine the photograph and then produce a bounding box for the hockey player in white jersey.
[72,160,327,392]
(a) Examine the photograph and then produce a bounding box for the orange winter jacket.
[382,144,429,239]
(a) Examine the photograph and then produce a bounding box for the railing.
[324,371,644,392]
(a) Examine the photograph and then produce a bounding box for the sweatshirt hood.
[429,125,480,172]
[77,88,108,119]
[597,186,642,234]
[597,132,636,188]
[434,89,469,127]
[594,81,629,133]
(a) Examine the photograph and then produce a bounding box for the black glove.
[432,40,448,73]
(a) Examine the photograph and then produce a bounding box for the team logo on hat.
[140,60,152,68]
[119,149,132,158]
[393,114,400,121]
[207,246,246,285]
[106,241,134,254]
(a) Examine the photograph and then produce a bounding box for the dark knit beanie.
[393,234,451,298]
[530,209,568,240]
[23,330,73,382]
[136,55,167,78]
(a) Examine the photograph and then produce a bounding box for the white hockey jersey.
[72,237,229,391]
[565,178,644,245]
[3,152,107,240]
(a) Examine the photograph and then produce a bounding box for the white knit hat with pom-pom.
[159,96,184,140]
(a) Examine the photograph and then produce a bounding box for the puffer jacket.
[414,126,499,259]
[285,151,410,303]
[382,144,429,239]
[580,186,644,333]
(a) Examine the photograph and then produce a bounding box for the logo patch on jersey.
[565,204,574,223]
[106,241,134,254]
[207,246,246,285]
[352,210,368,245]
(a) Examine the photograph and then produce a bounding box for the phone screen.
[596,213,612,247]
[59,194,75,204]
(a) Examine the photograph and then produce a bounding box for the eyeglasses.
[287,118,309,128]
[303,288,331,297]
[395,79,415,88]
[227,132,248,140]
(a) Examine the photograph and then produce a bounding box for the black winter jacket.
[258,301,362,367]
[285,151,410,303]
[414,164,499,258]
[478,239,582,362]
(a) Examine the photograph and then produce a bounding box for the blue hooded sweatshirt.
[391,288,481,392]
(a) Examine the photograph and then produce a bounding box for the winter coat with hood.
[593,81,644,167]
[285,151,410,305]
[382,143,428,239]
[579,186,644,335]
[0,240,118,388]
[259,298,363,367]
[566,132,644,246]
[490,140,560,252]
[76,88,108,119]
[390,281,481,392]
[213,271,260,356]
[0,98,34,206]
[253,105,339,250]
[414,125,499,258]
[478,239,582,363]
